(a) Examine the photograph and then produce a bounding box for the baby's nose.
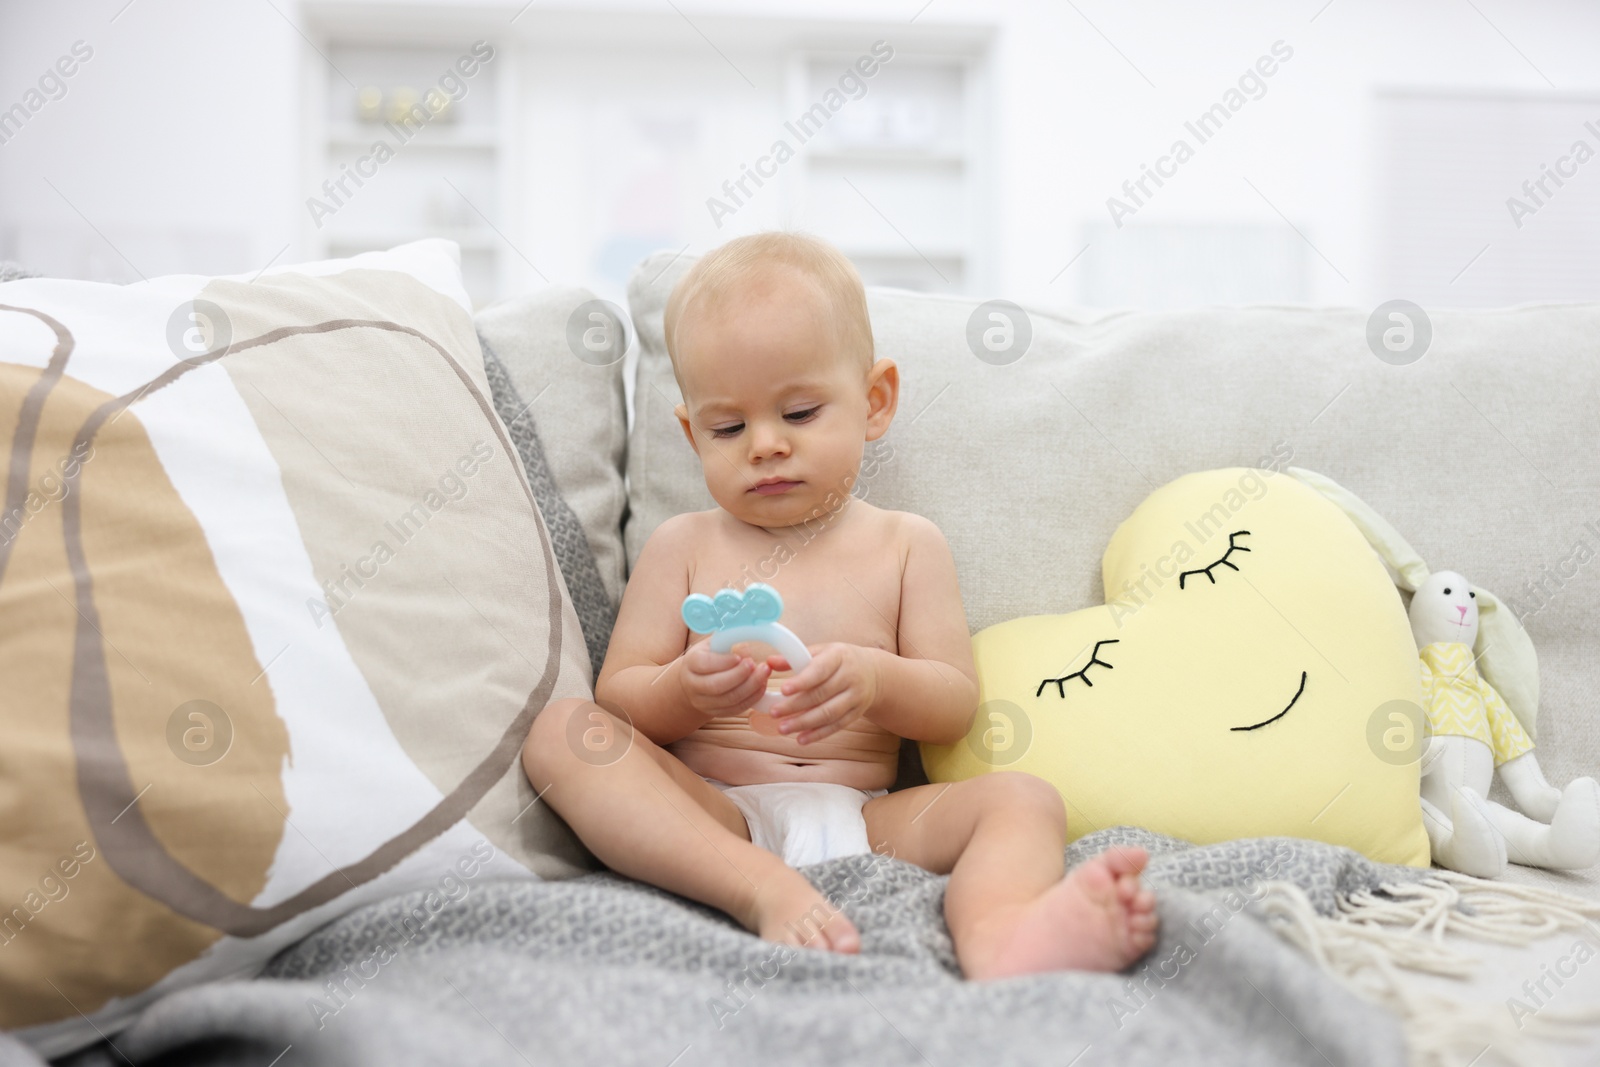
[749,425,790,457]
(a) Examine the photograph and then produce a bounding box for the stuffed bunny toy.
[1289,469,1600,877]
[1407,570,1600,876]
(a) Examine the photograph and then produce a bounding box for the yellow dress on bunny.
[1418,642,1533,766]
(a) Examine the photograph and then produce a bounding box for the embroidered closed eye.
[1179,530,1251,589]
[1037,639,1119,699]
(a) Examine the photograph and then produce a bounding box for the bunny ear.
[1285,468,1431,592]
[1473,586,1541,742]
[1285,468,1542,740]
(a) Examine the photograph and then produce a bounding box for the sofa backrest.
[620,250,1600,791]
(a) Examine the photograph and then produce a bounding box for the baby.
[522,232,1158,977]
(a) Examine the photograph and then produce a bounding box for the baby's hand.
[676,640,773,719]
[768,643,880,745]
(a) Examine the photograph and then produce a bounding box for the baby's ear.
[674,402,699,455]
[864,357,899,439]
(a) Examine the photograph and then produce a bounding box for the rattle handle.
[707,624,811,668]
[708,623,809,719]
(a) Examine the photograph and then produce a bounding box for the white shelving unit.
[294,9,992,306]
[784,51,988,294]
[301,38,519,307]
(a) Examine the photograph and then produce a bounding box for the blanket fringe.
[1258,874,1600,1067]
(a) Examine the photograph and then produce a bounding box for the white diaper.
[708,780,887,868]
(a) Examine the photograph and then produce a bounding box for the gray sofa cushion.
[625,250,1600,890]
[479,333,613,679]
[475,289,629,680]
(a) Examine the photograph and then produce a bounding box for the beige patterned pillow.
[0,240,594,1055]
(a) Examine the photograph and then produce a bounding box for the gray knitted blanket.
[22,828,1425,1067]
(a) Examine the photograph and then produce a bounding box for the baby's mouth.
[749,479,802,496]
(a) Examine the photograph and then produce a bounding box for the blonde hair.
[663,232,874,385]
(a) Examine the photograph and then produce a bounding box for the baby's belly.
[669,714,900,790]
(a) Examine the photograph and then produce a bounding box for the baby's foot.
[964,846,1158,979]
[751,869,861,954]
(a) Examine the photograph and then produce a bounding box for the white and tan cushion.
[0,240,594,1055]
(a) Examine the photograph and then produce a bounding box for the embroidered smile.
[1230,671,1308,732]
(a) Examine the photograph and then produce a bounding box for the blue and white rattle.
[681,583,809,730]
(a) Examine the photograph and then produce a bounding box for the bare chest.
[686,518,904,656]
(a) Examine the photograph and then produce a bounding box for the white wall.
[0,0,301,281]
[3,0,1598,309]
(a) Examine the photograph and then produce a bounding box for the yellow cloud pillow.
[923,467,1430,867]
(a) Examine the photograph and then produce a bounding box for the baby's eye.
[709,422,744,439]
[784,406,820,423]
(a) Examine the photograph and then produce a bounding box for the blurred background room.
[2,0,1597,316]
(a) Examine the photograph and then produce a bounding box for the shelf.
[326,124,499,150]
[837,246,967,263]
[804,146,966,166]
[305,33,519,310]
[786,48,985,293]
[324,228,500,252]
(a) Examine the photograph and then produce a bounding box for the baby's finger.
[686,646,742,674]
[764,655,791,672]
[778,693,851,738]
[777,650,834,697]
[718,665,773,710]
[696,658,758,696]
[771,670,844,718]
[796,713,853,746]
[771,657,838,710]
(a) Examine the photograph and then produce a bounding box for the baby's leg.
[863,773,1157,979]
[522,698,859,952]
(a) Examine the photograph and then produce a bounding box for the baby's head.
[666,232,897,528]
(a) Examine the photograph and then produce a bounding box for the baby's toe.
[1074,857,1119,898]
[1102,846,1149,878]
[822,914,862,955]
[1113,872,1141,905]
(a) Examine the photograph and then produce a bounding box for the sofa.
[1,242,1596,1066]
